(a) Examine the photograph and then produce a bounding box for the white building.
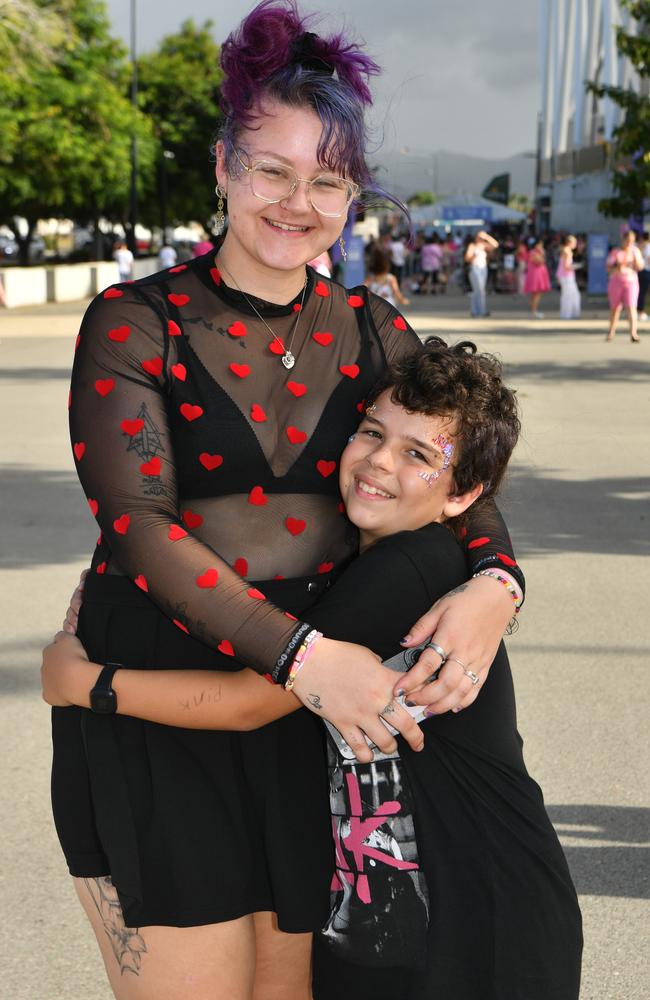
[537,0,648,237]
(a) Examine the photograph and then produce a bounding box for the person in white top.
[113,241,134,282]
[158,243,178,270]
[557,234,581,319]
[389,234,407,285]
[637,231,650,321]
[364,247,409,308]
[465,230,498,317]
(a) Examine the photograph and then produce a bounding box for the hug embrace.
[42,2,582,998]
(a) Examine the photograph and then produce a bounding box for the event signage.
[441,205,493,222]
[587,234,609,295]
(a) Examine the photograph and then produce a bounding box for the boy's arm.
[42,633,300,730]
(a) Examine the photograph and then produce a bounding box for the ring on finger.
[463,669,480,686]
[448,655,467,671]
[424,641,447,663]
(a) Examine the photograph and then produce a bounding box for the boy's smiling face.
[339,391,482,550]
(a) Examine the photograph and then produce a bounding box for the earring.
[339,235,348,262]
[214,184,226,235]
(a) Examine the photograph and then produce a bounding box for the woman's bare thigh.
[252,910,312,1000]
[74,876,256,1000]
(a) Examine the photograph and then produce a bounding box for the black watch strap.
[90,662,122,714]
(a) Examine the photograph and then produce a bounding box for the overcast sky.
[106,0,541,161]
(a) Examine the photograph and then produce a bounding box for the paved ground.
[1,288,648,999]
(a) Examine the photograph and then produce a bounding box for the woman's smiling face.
[339,391,473,550]
[216,98,349,277]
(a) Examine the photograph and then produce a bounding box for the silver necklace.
[217,260,307,370]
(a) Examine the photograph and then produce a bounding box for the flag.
[482,173,510,205]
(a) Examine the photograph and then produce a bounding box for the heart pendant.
[282,352,296,370]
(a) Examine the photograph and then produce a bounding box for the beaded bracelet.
[473,569,522,612]
[285,629,323,691]
[272,622,313,685]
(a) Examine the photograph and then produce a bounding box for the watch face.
[91,690,117,714]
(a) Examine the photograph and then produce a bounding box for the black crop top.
[69,251,523,675]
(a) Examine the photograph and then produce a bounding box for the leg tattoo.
[84,877,147,976]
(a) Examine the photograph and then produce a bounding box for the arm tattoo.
[307,693,323,711]
[82,876,147,976]
[124,402,169,496]
[445,583,469,598]
[382,701,396,716]
[178,686,222,711]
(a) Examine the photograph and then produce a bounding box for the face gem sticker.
[417,434,454,487]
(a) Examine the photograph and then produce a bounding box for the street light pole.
[129,0,138,257]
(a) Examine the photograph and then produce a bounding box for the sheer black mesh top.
[69,251,522,675]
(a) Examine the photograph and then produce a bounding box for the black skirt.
[51,573,333,930]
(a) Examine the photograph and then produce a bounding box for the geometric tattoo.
[125,402,165,463]
[83,876,147,977]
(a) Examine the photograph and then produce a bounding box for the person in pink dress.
[515,238,528,296]
[606,230,644,343]
[523,238,551,318]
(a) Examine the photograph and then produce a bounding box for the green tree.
[137,19,223,233]
[508,193,532,214]
[0,0,156,263]
[586,0,650,220]
[407,191,436,206]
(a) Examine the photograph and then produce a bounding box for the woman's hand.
[394,575,515,714]
[41,631,92,707]
[62,569,89,634]
[291,637,425,764]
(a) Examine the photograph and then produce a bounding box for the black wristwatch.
[90,662,122,714]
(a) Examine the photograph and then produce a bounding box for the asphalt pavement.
[1,286,648,999]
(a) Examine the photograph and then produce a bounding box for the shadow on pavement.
[500,469,650,558]
[0,367,71,380]
[504,359,650,382]
[548,804,650,899]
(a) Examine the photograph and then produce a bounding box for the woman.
[515,237,528,296]
[45,341,580,1000]
[52,3,524,997]
[606,230,644,342]
[464,230,498,317]
[365,246,410,308]
[523,238,551,318]
[557,234,581,319]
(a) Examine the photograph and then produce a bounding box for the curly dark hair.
[367,337,520,522]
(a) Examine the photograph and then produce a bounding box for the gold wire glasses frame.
[233,148,359,218]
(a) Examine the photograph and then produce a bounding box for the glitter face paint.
[417,433,454,487]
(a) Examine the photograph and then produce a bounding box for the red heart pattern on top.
[497,553,517,567]
[173,619,189,633]
[196,568,219,589]
[287,381,307,397]
[95,378,115,397]
[318,562,334,574]
[467,537,490,549]
[113,514,131,535]
[96,562,107,574]
[316,459,336,478]
[171,363,186,381]
[347,294,364,308]
[134,574,148,592]
[285,517,306,536]
[356,401,365,413]
[250,404,267,423]
[104,287,123,299]
[68,390,72,409]
[108,325,131,342]
[247,588,265,600]
[339,364,360,379]
[168,524,188,541]
[218,639,234,656]
[182,509,203,529]
[293,303,302,312]
[285,612,298,621]
[121,418,144,436]
[274,574,285,580]
[248,486,268,506]
[168,320,181,336]
[169,264,187,273]
[168,293,190,307]
[199,453,223,471]
[286,426,307,444]
[180,403,203,422]
[88,498,99,517]
[460,527,468,539]
[140,457,161,476]
[73,442,86,461]
[393,315,408,331]
[230,363,250,378]
[315,281,330,297]
[75,335,81,352]
[228,320,247,338]
[142,356,163,377]
[269,341,285,355]
[234,558,248,576]
[312,331,333,346]
[210,267,222,285]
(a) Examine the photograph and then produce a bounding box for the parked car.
[0,235,46,265]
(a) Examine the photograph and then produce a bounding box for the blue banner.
[343,234,366,288]
[587,234,609,294]
[441,205,493,222]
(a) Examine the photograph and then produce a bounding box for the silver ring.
[463,669,480,686]
[425,641,447,662]
[448,656,467,671]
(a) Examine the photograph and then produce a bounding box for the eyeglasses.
[233,148,359,218]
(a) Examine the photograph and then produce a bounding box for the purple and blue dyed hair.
[217,0,407,217]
